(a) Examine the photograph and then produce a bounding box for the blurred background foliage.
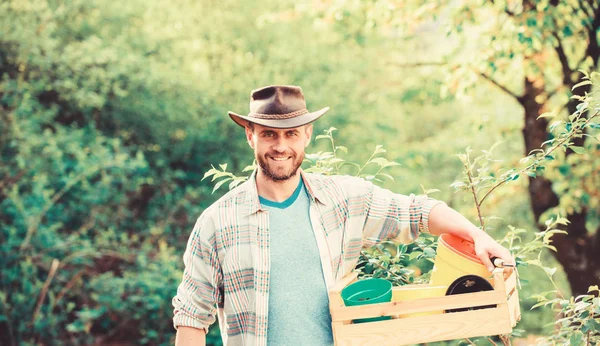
[1,0,598,345]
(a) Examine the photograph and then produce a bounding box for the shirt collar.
[242,169,328,216]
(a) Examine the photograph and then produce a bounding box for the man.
[172,85,514,346]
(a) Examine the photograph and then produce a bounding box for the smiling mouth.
[270,156,291,162]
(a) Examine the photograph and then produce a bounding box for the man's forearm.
[175,326,206,346]
[426,203,514,270]
[427,203,484,241]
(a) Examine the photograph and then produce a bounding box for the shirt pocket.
[223,242,254,272]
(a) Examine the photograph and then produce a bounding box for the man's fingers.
[497,250,516,266]
[477,250,495,272]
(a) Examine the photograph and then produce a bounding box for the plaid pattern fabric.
[172,170,445,346]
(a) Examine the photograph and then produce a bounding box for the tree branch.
[593,224,600,259]
[464,155,486,231]
[31,259,60,325]
[52,269,86,309]
[575,3,600,71]
[552,31,573,84]
[585,6,600,65]
[477,70,522,102]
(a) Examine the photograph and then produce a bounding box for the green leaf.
[242,164,256,172]
[423,247,436,258]
[373,145,386,154]
[212,177,232,193]
[572,80,592,91]
[369,158,400,168]
[544,267,557,277]
[569,331,583,345]
[537,111,555,119]
[202,167,218,181]
[315,134,330,141]
[420,184,440,195]
[219,163,227,171]
[530,300,554,310]
[569,146,586,154]
[340,162,361,169]
[229,179,245,190]
[450,181,467,189]
[549,121,563,132]
[336,146,348,153]
[378,173,394,181]
[578,69,590,79]
[408,251,421,260]
[584,319,600,333]
[211,171,232,182]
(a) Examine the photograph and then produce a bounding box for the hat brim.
[228,107,329,129]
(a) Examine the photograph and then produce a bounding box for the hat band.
[249,109,308,120]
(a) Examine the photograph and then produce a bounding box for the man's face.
[245,123,313,182]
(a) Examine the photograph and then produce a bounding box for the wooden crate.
[329,268,521,346]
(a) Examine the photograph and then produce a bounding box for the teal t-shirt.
[260,179,334,346]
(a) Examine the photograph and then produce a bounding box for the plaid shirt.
[172,170,444,345]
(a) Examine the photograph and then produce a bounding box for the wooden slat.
[503,268,518,296]
[330,271,359,294]
[335,308,513,346]
[331,290,504,321]
[507,287,521,327]
[332,321,344,346]
[492,268,505,292]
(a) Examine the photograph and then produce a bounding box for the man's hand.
[471,232,515,272]
[429,204,515,272]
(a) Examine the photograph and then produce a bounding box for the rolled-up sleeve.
[359,179,446,245]
[172,213,223,331]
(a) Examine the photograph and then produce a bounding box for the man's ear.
[245,125,255,149]
[304,124,313,147]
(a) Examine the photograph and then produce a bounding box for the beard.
[256,150,304,182]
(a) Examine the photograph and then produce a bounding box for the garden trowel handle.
[490,256,515,268]
[491,256,521,290]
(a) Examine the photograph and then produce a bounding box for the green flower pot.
[341,278,392,323]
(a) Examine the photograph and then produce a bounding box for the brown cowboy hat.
[228,85,329,129]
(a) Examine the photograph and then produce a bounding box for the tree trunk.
[520,76,600,296]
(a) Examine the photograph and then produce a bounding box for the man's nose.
[271,137,288,152]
